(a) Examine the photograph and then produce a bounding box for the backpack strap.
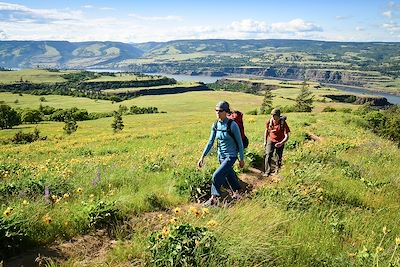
[227,119,239,149]
[213,119,240,149]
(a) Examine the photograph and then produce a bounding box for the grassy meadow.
[0,84,399,266]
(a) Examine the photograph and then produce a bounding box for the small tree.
[260,88,273,114]
[63,115,78,134]
[0,104,21,129]
[294,81,313,112]
[21,109,42,124]
[111,111,124,132]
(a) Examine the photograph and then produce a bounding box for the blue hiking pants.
[211,156,241,196]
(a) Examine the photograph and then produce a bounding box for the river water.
[86,69,400,105]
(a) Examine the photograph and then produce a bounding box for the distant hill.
[0,41,143,69]
[1,39,400,90]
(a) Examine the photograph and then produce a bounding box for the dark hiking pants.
[264,139,284,174]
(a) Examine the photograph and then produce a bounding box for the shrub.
[63,116,78,134]
[0,104,21,129]
[88,201,124,232]
[11,128,45,144]
[149,223,221,267]
[0,215,33,259]
[174,168,213,202]
[322,106,336,112]
[246,109,258,115]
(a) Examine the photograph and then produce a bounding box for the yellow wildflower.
[383,226,389,234]
[207,219,219,228]
[188,206,198,215]
[173,207,182,215]
[76,187,83,194]
[63,193,70,199]
[3,207,13,217]
[89,194,95,198]
[202,208,209,215]
[162,226,170,238]
[43,214,52,225]
[169,217,177,224]
[22,200,29,205]
[51,195,58,201]
[396,237,400,246]
[375,246,384,253]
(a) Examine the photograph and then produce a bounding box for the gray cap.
[216,101,230,112]
[270,108,281,116]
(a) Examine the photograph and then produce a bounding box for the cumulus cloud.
[383,22,400,32]
[270,19,322,33]
[128,13,182,21]
[229,19,268,33]
[0,1,83,23]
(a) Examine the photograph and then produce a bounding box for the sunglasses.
[215,109,225,113]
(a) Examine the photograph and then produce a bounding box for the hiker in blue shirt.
[198,101,245,206]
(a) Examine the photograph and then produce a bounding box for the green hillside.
[1,74,399,265]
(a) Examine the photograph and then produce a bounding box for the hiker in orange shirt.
[264,108,290,176]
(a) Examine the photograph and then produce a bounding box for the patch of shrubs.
[88,201,124,233]
[149,223,221,267]
[174,168,214,202]
[358,105,400,147]
[11,128,46,144]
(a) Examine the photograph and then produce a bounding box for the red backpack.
[228,111,249,149]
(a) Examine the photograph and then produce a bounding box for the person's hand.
[275,142,283,148]
[197,157,205,168]
[239,160,245,168]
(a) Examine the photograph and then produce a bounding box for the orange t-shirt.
[266,119,290,142]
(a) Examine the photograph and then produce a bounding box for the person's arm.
[198,124,217,168]
[276,123,290,147]
[264,119,270,146]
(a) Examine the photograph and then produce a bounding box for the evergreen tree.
[63,115,78,134]
[111,111,124,132]
[260,88,273,114]
[294,81,313,112]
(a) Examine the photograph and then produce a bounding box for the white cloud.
[383,22,400,32]
[128,13,182,21]
[0,29,7,39]
[229,19,268,33]
[383,10,392,18]
[0,1,83,22]
[270,19,322,33]
[356,26,364,31]
[82,5,93,9]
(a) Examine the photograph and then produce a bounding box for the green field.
[0,69,72,84]
[0,83,399,266]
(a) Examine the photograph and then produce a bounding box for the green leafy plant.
[149,223,221,267]
[88,201,123,231]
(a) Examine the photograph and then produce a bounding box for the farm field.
[0,86,399,266]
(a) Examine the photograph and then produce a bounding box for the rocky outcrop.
[115,83,210,97]
[324,94,392,106]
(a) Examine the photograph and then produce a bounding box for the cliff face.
[324,94,392,106]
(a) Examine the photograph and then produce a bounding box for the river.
[86,69,400,105]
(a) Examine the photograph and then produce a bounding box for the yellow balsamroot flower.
[173,207,182,215]
[3,207,13,217]
[162,226,170,238]
[63,193,70,199]
[169,217,177,224]
[396,237,400,246]
[188,206,198,215]
[43,214,52,225]
[207,219,219,228]
[375,246,384,253]
[51,195,58,201]
[76,187,83,194]
[22,200,29,205]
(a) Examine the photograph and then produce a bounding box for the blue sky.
[0,0,398,42]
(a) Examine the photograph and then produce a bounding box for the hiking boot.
[262,172,271,178]
[203,197,219,207]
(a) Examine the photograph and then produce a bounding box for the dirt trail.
[4,167,279,267]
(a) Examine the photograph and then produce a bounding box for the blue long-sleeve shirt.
[202,118,244,160]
